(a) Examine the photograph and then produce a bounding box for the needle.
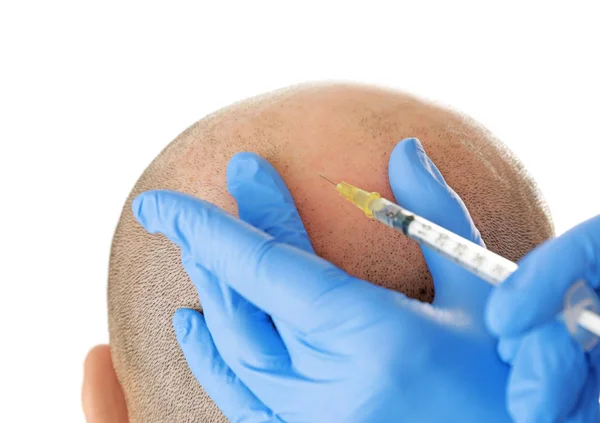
[319,174,336,186]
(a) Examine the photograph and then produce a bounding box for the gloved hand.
[487,216,600,423]
[133,137,511,423]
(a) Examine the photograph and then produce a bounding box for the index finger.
[486,214,600,336]
[132,190,368,332]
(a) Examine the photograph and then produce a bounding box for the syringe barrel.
[369,198,518,285]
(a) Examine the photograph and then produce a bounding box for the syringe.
[325,178,600,351]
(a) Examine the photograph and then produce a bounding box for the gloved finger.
[565,369,600,423]
[507,320,587,423]
[487,215,600,337]
[227,152,313,253]
[182,258,290,376]
[497,337,522,364]
[227,152,317,363]
[388,137,491,317]
[173,308,281,423]
[133,190,370,334]
[184,152,306,373]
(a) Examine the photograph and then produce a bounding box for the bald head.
[108,83,553,422]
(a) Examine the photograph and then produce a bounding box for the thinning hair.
[108,83,553,422]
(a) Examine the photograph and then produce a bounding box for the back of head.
[108,83,553,422]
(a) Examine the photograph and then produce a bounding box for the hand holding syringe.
[322,177,600,351]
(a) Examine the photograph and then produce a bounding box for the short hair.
[108,83,553,422]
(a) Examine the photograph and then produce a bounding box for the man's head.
[108,83,553,422]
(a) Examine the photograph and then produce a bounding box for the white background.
[1,1,599,421]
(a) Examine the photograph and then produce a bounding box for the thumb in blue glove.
[389,138,491,330]
[133,137,510,423]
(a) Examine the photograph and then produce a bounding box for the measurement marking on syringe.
[436,233,450,247]
[473,254,485,266]
[453,244,467,257]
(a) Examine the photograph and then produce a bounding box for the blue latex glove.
[133,137,511,423]
[487,217,600,423]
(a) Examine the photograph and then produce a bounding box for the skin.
[82,83,554,422]
[82,345,128,423]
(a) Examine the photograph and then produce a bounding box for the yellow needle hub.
[335,181,381,218]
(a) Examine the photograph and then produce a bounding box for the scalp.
[108,83,553,422]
